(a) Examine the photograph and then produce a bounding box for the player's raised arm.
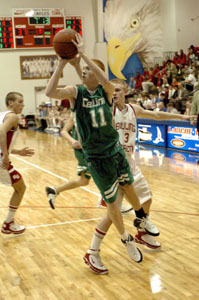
[69,55,82,81]
[45,58,77,102]
[134,104,191,121]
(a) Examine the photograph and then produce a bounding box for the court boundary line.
[10,156,199,220]
[0,205,198,216]
[27,217,101,229]
[11,155,100,196]
[10,156,102,230]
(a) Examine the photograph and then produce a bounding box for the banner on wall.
[167,126,199,152]
[136,123,166,147]
[103,0,163,81]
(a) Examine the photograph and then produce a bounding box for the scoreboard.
[65,16,82,36]
[13,8,64,48]
[0,17,14,48]
[0,9,83,50]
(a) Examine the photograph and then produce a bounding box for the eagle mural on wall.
[103,0,163,80]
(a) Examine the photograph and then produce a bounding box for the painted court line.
[11,155,100,197]
[11,157,198,220]
[27,217,101,229]
[17,167,33,171]
[6,157,101,230]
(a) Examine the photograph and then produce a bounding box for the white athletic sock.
[90,227,107,251]
[5,205,18,223]
[121,231,129,241]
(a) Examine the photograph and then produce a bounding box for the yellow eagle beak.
[107,32,141,80]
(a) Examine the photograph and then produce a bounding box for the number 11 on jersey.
[90,107,107,128]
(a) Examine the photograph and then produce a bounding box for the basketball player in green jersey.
[46,34,159,274]
[46,99,133,214]
[45,112,91,209]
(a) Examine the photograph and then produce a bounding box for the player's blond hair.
[111,78,128,91]
[91,59,105,72]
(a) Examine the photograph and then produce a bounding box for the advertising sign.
[136,123,166,147]
[167,126,199,152]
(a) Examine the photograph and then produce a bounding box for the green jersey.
[72,85,119,158]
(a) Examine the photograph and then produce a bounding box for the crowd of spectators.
[23,45,199,133]
[35,100,71,132]
[126,45,199,115]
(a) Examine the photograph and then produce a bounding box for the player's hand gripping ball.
[53,29,78,59]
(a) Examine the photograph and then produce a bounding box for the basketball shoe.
[83,249,108,275]
[45,186,57,209]
[134,216,159,236]
[121,234,143,263]
[1,220,26,234]
[135,231,161,249]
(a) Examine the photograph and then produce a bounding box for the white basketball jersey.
[113,104,137,154]
[0,111,18,155]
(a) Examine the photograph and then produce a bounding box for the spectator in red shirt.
[142,67,150,79]
[173,51,179,65]
[152,64,160,77]
[178,49,186,65]
[134,72,143,90]
[190,45,199,55]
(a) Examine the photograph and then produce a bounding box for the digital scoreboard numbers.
[0,11,83,50]
[29,17,50,25]
[0,17,14,49]
[13,8,64,48]
[65,17,82,35]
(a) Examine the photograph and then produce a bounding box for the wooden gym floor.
[0,129,198,300]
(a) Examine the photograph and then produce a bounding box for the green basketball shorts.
[86,147,134,203]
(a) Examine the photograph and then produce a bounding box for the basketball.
[53,29,78,59]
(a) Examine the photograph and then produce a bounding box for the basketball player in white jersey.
[0,92,34,234]
[100,78,191,249]
[113,79,191,247]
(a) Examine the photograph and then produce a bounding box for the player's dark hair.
[5,92,23,107]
